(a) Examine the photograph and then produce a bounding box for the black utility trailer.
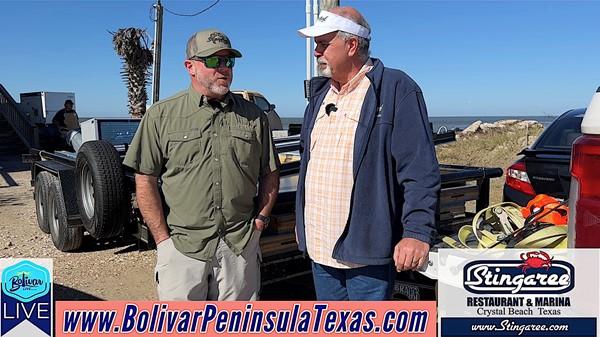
[27,119,502,295]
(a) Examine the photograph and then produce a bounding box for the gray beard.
[317,67,332,78]
[317,58,332,78]
[208,83,229,96]
[197,70,230,96]
[202,79,229,96]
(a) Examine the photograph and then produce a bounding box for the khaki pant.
[155,230,261,301]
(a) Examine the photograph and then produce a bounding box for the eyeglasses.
[190,55,235,69]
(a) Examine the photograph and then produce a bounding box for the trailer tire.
[48,179,84,252]
[34,171,56,234]
[75,140,126,239]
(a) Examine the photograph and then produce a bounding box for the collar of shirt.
[330,59,374,96]
[187,85,233,112]
[204,94,234,112]
[315,59,374,122]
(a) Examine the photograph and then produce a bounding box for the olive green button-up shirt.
[124,86,280,260]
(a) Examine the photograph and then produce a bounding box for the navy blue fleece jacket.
[295,58,441,265]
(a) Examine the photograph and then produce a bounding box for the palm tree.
[111,28,153,117]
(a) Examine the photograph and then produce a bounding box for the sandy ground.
[0,157,157,300]
[0,155,315,300]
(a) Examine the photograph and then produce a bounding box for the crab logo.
[519,250,553,273]
[207,32,231,46]
[463,251,574,294]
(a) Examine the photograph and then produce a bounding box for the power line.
[163,0,220,17]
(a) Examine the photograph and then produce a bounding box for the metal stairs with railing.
[0,83,38,155]
[0,113,28,155]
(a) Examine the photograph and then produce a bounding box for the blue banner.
[441,317,597,337]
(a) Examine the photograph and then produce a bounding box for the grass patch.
[436,126,544,204]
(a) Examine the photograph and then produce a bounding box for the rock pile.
[461,119,543,136]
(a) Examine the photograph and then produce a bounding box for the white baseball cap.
[298,10,370,39]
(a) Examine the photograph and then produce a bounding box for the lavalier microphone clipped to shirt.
[325,103,338,116]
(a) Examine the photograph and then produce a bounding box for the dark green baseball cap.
[186,29,242,59]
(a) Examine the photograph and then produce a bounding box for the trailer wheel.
[75,140,126,239]
[34,171,56,234]
[48,179,83,252]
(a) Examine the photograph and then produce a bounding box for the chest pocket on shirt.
[230,127,259,170]
[166,130,202,167]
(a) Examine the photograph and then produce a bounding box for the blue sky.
[1,0,599,117]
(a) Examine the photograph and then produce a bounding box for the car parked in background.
[503,108,585,206]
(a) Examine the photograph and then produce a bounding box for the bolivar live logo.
[1,259,52,337]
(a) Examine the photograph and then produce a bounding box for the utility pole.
[151,0,163,104]
[312,0,319,77]
[304,0,312,99]
[305,0,312,83]
[304,0,339,99]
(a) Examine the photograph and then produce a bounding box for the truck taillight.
[506,161,535,195]
[569,135,600,247]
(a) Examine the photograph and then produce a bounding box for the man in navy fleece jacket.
[296,6,441,300]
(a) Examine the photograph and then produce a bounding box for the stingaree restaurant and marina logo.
[439,249,597,337]
[1,260,52,337]
[463,250,574,294]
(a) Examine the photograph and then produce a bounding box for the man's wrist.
[255,214,270,228]
[153,231,171,245]
[255,213,270,221]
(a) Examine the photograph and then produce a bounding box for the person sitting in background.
[52,99,80,138]
[50,99,82,151]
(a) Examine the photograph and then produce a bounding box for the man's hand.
[254,218,268,232]
[393,238,430,272]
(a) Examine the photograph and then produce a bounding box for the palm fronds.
[110,28,153,117]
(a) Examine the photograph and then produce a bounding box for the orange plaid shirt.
[304,60,373,269]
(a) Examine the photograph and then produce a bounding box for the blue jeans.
[311,262,395,300]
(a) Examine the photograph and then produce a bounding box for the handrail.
[0,83,38,149]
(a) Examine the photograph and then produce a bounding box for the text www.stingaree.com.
[61,303,430,334]
[471,319,568,336]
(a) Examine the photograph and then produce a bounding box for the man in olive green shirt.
[124,29,280,301]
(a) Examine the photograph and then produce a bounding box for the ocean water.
[281,115,557,132]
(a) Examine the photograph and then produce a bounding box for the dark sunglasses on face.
[190,55,235,69]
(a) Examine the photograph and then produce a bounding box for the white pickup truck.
[568,87,600,247]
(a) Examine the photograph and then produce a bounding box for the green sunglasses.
[191,55,235,69]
